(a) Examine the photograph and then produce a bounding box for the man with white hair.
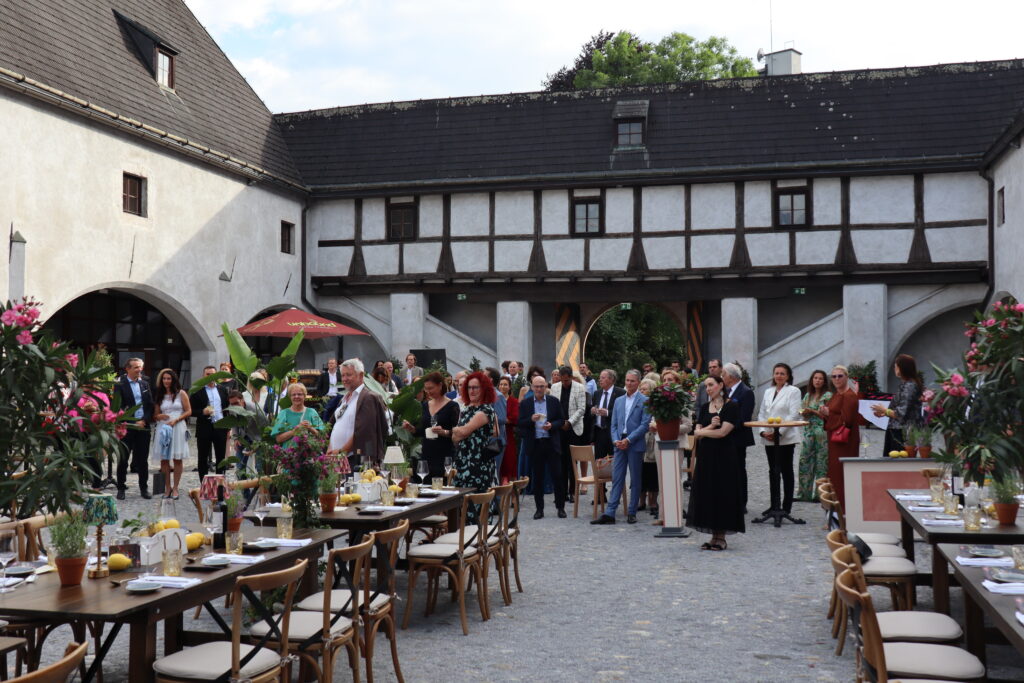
[721,362,755,513]
[328,358,389,468]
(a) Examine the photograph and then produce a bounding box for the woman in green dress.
[796,370,832,501]
[271,382,325,446]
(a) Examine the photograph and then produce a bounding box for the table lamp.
[382,446,405,482]
[82,493,118,579]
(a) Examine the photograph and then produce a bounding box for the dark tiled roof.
[0,0,301,184]
[275,60,1024,190]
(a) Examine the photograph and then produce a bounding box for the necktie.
[599,390,609,427]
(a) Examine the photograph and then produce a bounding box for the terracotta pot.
[319,493,338,514]
[655,419,681,441]
[993,502,1020,526]
[226,517,243,533]
[916,446,932,459]
[55,556,88,587]
[905,445,918,458]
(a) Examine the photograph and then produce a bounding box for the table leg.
[901,517,914,562]
[128,614,156,683]
[931,543,950,615]
[163,613,183,656]
[963,589,985,664]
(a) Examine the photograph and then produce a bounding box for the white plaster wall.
[362,245,399,275]
[851,229,914,263]
[605,188,633,234]
[641,186,684,232]
[992,148,1024,301]
[589,238,632,270]
[419,195,444,238]
[642,236,684,270]
[362,198,385,241]
[450,193,489,237]
[542,240,583,271]
[814,178,842,225]
[797,231,840,264]
[925,226,988,262]
[403,243,442,273]
[308,199,354,243]
[541,190,568,235]
[744,181,772,228]
[850,175,914,224]
[317,246,353,276]
[690,234,734,268]
[495,191,533,236]
[451,241,489,272]
[923,173,987,222]
[691,183,735,229]
[495,240,534,272]
[746,233,789,267]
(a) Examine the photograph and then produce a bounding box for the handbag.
[594,455,614,480]
[484,411,502,455]
[830,424,850,444]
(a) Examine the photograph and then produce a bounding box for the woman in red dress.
[821,365,860,507]
[498,376,519,483]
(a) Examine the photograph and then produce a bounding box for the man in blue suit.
[722,362,755,514]
[517,374,566,519]
[592,369,651,525]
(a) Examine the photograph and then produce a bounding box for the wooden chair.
[834,568,984,682]
[506,477,529,594]
[820,489,903,549]
[403,491,494,636]
[258,538,372,683]
[434,484,511,607]
[7,642,86,683]
[153,559,308,682]
[825,530,915,611]
[568,445,625,518]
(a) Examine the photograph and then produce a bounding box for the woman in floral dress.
[796,369,832,501]
[452,371,497,525]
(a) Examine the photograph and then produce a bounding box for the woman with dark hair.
[822,365,860,507]
[796,370,833,501]
[872,354,924,456]
[452,371,497,524]
[151,368,192,499]
[497,376,519,482]
[402,371,459,483]
[756,362,803,517]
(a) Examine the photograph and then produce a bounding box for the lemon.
[163,519,180,529]
[388,484,401,492]
[899,450,908,457]
[108,553,132,571]
[150,521,167,533]
[365,469,376,477]
[185,532,205,551]
[888,450,899,457]
[349,493,362,503]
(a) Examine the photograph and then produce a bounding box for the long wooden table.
[0,527,343,682]
[888,489,1024,614]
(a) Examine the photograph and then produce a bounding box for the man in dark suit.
[517,374,566,519]
[190,365,231,480]
[722,362,755,513]
[315,358,342,398]
[590,369,625,459]
[113,357,154,499]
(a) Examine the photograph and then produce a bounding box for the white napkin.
[982,579,1024,595]
[1017,611,1024,628]
[256,537,311,547]
[265,503,283,508]
[365,505,404,511]
[895,494,933,501]
[433,489,459,496]
[908,505,944,511]
[395,498,423,504]
[128,576,201,589]
[0,577,24,588]
[922,518,964,526]
[956,555,1015,567]
[204,553,265,564]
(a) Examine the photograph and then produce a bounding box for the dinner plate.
[201,556,231,567]
[991,568,1024,583]
[967,545,1005,558]
[933,514,961,520]
[3,565,34,577]
[125,581,161,594]
[245,540,280,551]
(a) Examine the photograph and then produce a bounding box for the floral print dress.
[454,403,496,525]
[797,391,832,501]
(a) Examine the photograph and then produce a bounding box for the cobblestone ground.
[12,429,1024,681]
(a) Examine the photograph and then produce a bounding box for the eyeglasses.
[468,384,481,390]
[831,374,845,379]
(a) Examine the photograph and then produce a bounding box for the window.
[774,187,811,227]
[156,49,174,88]
[997,187,1005,226]
[572,198,602,235]
[616,120,644,146]
[280,221,294,254]
[387,203,417,241]
[122,173,145,216]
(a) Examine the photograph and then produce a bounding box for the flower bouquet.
[269,427,331,530]
[647,382,693,441]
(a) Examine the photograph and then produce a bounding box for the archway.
[582,302,688,377]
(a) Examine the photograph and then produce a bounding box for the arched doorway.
[582,302,688,376]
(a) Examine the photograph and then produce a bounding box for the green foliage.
[646,383,694,422]
[544,30,614,91]
[586,303,685,379]
[991,475,1020,504]
[847,361,880,394]
[469,356,482,372]
[50,511,88,558]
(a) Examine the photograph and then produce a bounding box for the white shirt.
[205,385,223,422]
[620,390,638,435]
[405,368,413,384]
[329,384,363,451]
[597,389,611,427]
[327,372,339,397]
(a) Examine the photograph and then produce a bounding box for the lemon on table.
[350,493,362,503]
[150,521,167,533]
[185,532,205,551]
[388,484,401,493]
[163,519,180,529]
[108,553,132,571]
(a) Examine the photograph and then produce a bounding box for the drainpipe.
[299,198,319,315]
[979,168,996,307]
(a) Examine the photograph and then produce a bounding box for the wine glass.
[253,490,271,532]
[203,500,220,546]
[416,459,429,483]
[0,531,17,593]
[444,457,454,483]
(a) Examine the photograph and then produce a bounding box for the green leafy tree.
[543,30,614,91]
[585,304,686,379]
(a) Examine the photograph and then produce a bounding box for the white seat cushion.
[433,524,500,547]
[869,543,908,558]
[295,589,390,614]
[413,515,448,526]
[249,611,352,641]
[878,611,963,643]
[862,556,917,576]
[883,642,985,680]
[856,531,902,545]
[407,543,478,560]
[152,642,280,679]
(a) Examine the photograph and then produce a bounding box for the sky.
[183,0,1024,113]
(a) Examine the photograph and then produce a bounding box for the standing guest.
[871,354,924,457]
[796,370,833,501]
[372,366,399,396]
[113,357,154,500]
[641,362,655,376]
[315,358,342,398]
[591,369,625,460]
[151,368,191,499]
[497,376,520,483]
[721,363,754,513]
[244,369,274,416]
[638,378,660,517]
[402,353,424,387]
[447,370,467,400]
[485,367,508,478]
[660,369,681,385]
[383,361,400,390]
[402,371,458,483]
[575,370,595,449]
[592,370,651,525]
[517,365,545,401]
[501,360,511,376]
[191,366,231,480]
[452,371,499,524]
[228,390,266,475]
[579,362,597,395]
[670,360,683,375]
[517,374,566,519]
[821,365,860,507]
[686,374,744,549]
[695,359,722,416]
[555,365,586,502]
[328,358,389,468]
[271,382,325,445]
[756,363,803,516]
[218,362,238,393]
[550,368,561,387]
[516,365,550,492]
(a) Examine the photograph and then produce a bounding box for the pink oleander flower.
[25,307,40,321]
[1014,303,1024,313]
[993,301,1003,310]
[921,389,934,402]
[0,309,18,326]
[950,373,964,386]
[65,353,79,368]
[964,328,975,337]
[984,318,996,327]
[15,329,32,345]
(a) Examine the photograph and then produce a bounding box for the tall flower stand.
[654,439,690,538]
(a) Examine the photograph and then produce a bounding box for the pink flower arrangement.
[15,329,32,345]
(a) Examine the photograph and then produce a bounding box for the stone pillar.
[843,284,887,377]
[389,293,426,359]
[496,301,532,368]
[720,297,758,383]
[8,231,26,301]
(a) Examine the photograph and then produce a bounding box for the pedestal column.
[655,440,689,538]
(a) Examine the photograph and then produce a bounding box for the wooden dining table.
[888,489,1024,614]
[0,527,344,682]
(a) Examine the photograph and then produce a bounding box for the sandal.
[709,538,728,551]
[700,542,713,550]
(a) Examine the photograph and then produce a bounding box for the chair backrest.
[230,558,308,677]
[831,544,871,593]
[0,519,25,562]
[569,445,595,482]
[489,483,514,545]
[509,477,529,531]
[9,641,88,683]
[230,476,273,491]
[820,489,845,530]
[371,519,410,598]
[19,513,64,562]
[321,535,374,639]
[824,528,849,554]
[457,491,496,554]
[835,568,888,682]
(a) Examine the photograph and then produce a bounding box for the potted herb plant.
[646,382,693,441]
[224,489,245,533]
[319,470,339,513]
[911,423,934,459]
[991,476,1020,526]
[50,511,89,586]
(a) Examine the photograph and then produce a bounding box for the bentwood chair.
[507,477,529,594]
[820,488,904,550]
[434,484,511,606]
[7,642,87,683]
[825,530,915,611]
[834,569,984,682]
[403,491,494,636]
[568,445,602,519]
[153,559,308,682]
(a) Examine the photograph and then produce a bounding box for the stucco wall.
[993,149,1024,301]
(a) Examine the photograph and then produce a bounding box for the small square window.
[997,187,1005,226]
[571,199,602,235]
[156,49,174,88]
[616,120,644,146]
[388,203,417,241]
[122,173,145,216]
[774,187,811,228]
[280,221,295,254]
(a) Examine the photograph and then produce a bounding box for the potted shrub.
[224,489,245,533]
[646,382,693,441]
[319,470,339,513]
[50,511,89,586]
[911,424,934,459]
[991,476,1020,526]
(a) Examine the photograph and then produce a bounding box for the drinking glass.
[406,482,420,499]
[0,531,18,593]
[252,491,271,529]
[226,532,243,555]
[431,477,444,491]
[425,415,438,440]
[276,515,293,540]
[203,500,219,545]
[963,506,983,532]
[929,477,944,504]
[444,457,454,482]
[162,549,183,576]
[416,460,429,483]
[380,489,395,506]
[943,492,959,515]
[1012,545,1024,570]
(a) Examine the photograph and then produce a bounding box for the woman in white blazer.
[757,363,803,515]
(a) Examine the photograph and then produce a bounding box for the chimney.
[765,48,802,76]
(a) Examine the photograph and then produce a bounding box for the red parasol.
[236,308,368,339]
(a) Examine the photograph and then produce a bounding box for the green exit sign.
[620,302,632,310]
[792,288,806,295]
[456,294,467,301]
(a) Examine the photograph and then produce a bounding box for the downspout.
[300,198,320,315]
[979,167,996,307]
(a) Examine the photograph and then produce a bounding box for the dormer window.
[617,120,644,146]
[612,99,649,148]
[156,49,174,88]
[114,10,180,90]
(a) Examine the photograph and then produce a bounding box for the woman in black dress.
[402,372,459,483]
[686,374,745,550]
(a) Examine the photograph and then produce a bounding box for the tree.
[584,304,687,379]
[546,30,757,91]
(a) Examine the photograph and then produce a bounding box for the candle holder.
[82,493,119,579]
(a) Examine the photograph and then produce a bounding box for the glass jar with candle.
[963,505,983,532]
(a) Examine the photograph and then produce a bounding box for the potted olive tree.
[50,511,89,586]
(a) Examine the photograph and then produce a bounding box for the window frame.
[997,187,1005,226]
[772,186,812,228]
[570,195,604,236]
[386,199,418,242]
[615,118,645,147]
[122,173,145,216]
[280,220,295,255]
[155,48,174,89]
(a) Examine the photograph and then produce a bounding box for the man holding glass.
[517,375,566,519]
